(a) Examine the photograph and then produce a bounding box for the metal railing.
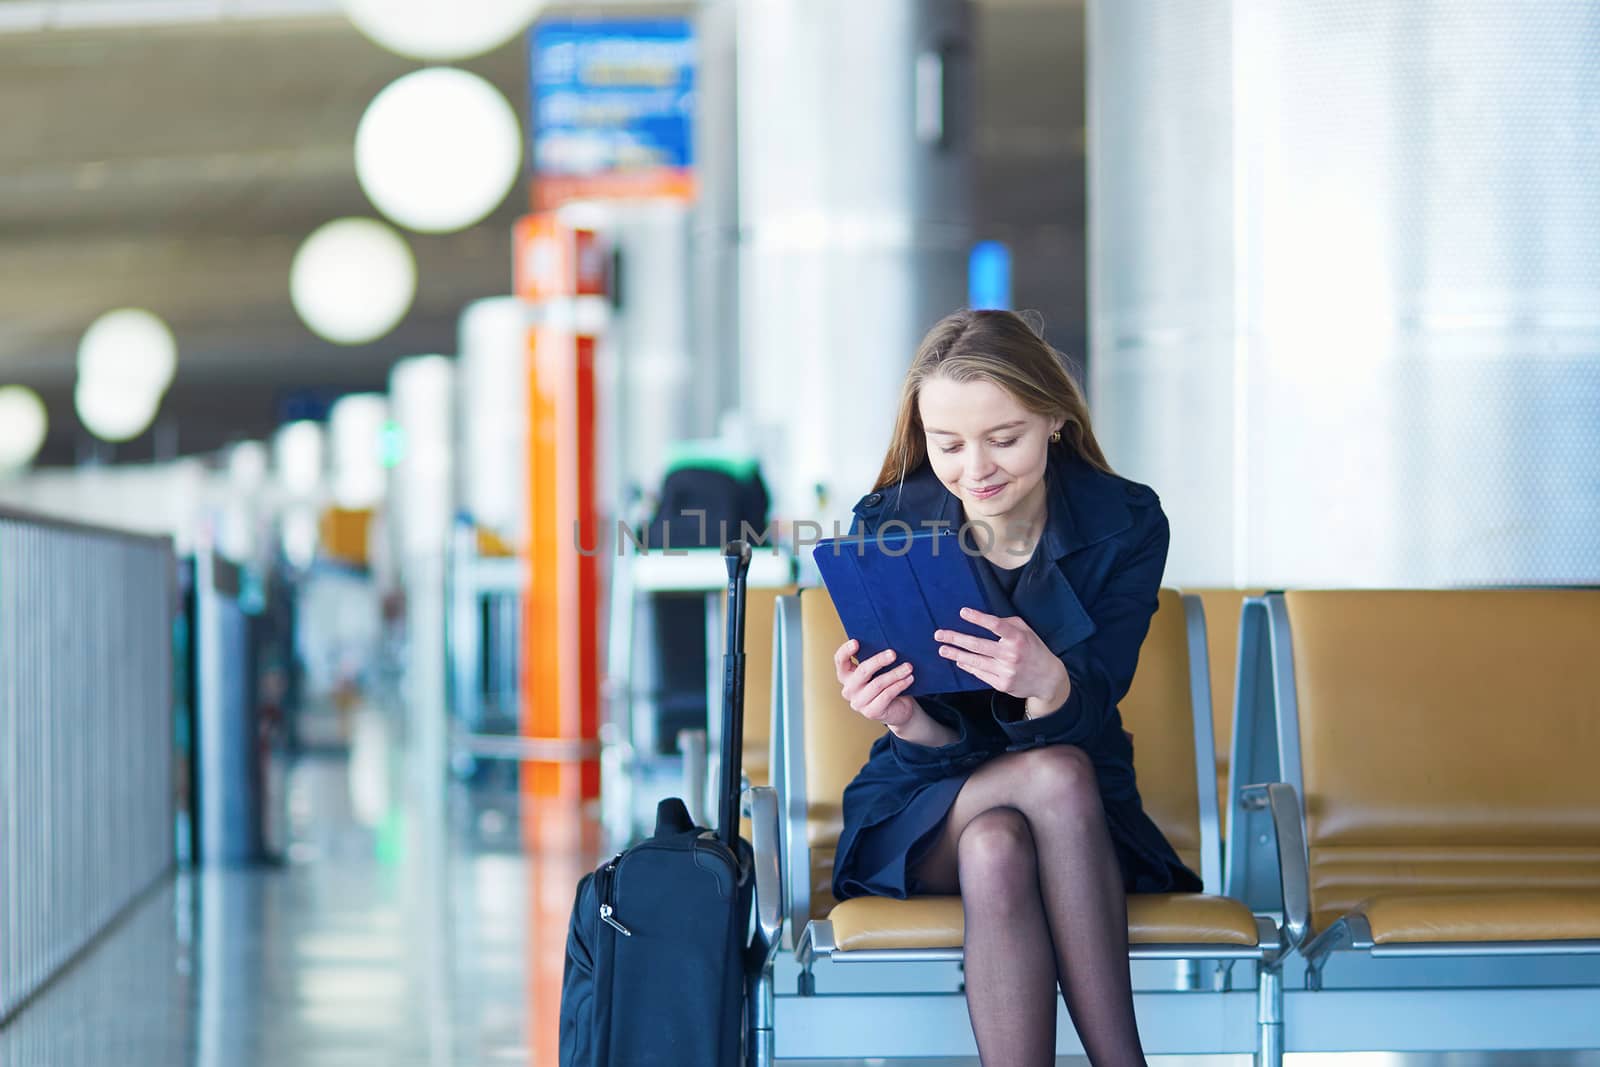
[0,507,176,1024]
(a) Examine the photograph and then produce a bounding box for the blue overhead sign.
[530,18,697,208]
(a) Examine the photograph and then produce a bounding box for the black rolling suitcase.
[560,542,757,1067]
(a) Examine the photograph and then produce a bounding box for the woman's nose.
[964,448,994,480]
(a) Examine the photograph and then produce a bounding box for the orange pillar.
[524,327,602,811]
[515,213,610,1066]
[516,214,607,847]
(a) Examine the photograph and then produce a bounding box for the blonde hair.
[872,309,1112,492]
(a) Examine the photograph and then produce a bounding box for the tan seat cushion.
[1308,844,1600,933]
[1361,890,1600,945]
[826,893,1260,953]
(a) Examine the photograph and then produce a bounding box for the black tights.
[910,747,1146,1067]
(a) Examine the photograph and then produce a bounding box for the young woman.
[829,309,1200,1067]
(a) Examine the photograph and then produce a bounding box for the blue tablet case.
[812,527,997,696]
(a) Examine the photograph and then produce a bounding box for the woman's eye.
[992,438,1018,448]
[939,444,962,455]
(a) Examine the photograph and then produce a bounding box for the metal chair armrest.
[1239,781,1311,949]
[774,594,812,947]
[746,785,783,956]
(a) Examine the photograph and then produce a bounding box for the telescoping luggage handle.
[717,540,752,849]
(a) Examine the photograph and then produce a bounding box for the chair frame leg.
[1256,965,1284,1067]
[747,967,775,1067]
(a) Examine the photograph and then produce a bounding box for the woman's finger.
[932,628,1001,656]
[940,644,1001,683]
[950,653,1005,690]
[833,638,869,680]
[847,648,898,687]
[959,606,1024,639]
[851,662,913,709]
[842,653,900,702]
[832,639,858,673]
[938,644,994,669]
[860,672,915,720]
[836,643,892,685]
[857,647,898,673]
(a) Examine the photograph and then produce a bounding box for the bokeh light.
[340,0,543,62]
[74,375,161,443]
[355,68,522,234]
[0,386,48,470]
[290,217,417,344]
[76,308,177,397]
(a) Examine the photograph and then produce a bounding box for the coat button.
[863,492,883,507]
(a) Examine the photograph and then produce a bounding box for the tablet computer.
[812,526,996,696]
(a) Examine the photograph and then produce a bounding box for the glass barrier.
[0,507,176,1023]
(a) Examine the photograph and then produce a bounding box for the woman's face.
[917,375,1061,529]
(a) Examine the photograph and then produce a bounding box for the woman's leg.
[910,747,1147,1067]
[915,807,1057,1066]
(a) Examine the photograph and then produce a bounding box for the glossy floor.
[2,752,1597,1067]
[0,748,591,1067]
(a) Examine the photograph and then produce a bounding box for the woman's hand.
[833,640,920,730]
[935,607,1073,719]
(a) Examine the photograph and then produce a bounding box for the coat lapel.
[1011,451,1135,657]
[1012,542,1097,657]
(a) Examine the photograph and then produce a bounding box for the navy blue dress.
[830,447,1203,902]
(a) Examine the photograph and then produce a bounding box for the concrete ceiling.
[0,0,1084,466]
[0,14,528,463]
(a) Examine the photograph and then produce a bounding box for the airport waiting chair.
[732,585,795,847]
[771,587,1287,1064]
[1230,590,1600,1055]
[736,585,798,789]
[684,584,797,836]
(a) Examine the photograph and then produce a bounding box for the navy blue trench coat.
[830,447,1203,902]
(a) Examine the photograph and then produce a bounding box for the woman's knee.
[956,807,1037,889]
[1014,745,1102,821]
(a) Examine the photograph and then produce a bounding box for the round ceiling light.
[75,375,161,443]
[291,218,417,345]
[355,67,523,234]
[0,386,48,470]
[341,0,543,62]
[77,308,177,398]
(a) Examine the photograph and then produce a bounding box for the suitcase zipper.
[597,855,632,936]
[600,904,631,936]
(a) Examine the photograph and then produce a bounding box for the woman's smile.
[918,376,1056,531]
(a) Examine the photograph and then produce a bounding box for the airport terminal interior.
[1,0,1598,1064]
